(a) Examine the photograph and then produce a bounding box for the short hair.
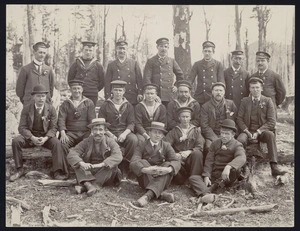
[144,86,158,93]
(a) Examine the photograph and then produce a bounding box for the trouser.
[173,150,204,185]
[136,133,146,145]
[74,166,122,186]
[115,133,138,163]
[162,101,169,108]
[84,94,98,107]
[12,135,68,174]
[61,130,91,152]
[137,172,174,198]
[237,131,278,163]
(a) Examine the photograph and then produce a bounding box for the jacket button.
[232,86,233,88]
[203,83,205,85]
[203,89,206,92]
[169,73,171,75]
[160,79,162,82]
[118,76,120,79]
[168,80,170,82]
[241,92,243,94]
[240,78,242,81]
[211,69,213,71]
[128,75,130,77]
[160,73,162,75]
[229,93,231,95]
[240,85,243,87]
[203,70,205,72]
[211,76,213,78]
[117,69,119,72]
[203,76,206,78]
[128,68,130,70]
[128,82,131,84]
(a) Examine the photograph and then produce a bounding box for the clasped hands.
[31,135,48,146]
[141,165,173,177]
[78,161,106,171]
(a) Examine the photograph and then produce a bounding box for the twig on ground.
[128,202,148,210]
[105,201,128,210]
[42,205,54,226]
[157,202,170,206]
[6,196,30,210]
[120,179,139,186]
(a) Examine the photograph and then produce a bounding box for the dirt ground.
[5,110,294,227]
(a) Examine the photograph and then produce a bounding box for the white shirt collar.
[251,96,261,102]
[232,66,241,72]
[150,140,159,147]
[259,68,268,75]
[118,57,126,63]
[158,54,166,59]
[33,58,43,66]
[35,104,44,110]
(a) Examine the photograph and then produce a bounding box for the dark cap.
[221,119,237,132]
[156,37,169,45]
[231,50,244,56]
[256,51,271,59]
[33,42,48,51]
[31,84,48,95]
[146,121,168,134]
[176,80,192,89]
[81,41,97,47]
[68,79,84,87]
[202,41,215,49]
[116,40,128,47]
[177,106,193,115]
[111,80,127,88]
[143,83,159,92]
[211,82,226,90]
[248,76,264,85]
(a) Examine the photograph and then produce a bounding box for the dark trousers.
[173,150,204,185]
[61,130,91,151]
[12,135,68,174]
[162,101,169,108]
[237,131,278,163]
[116,133,138,162]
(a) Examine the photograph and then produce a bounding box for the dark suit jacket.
[143,55,184,102]
[130,139,181,177]
[16,62,55,105]
[236,95,276,133]
[18,102,57,139]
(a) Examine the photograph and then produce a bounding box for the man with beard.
[200,82,237,154]
[143,38,184,107]
[167,80,201,131]
[105,40,143,106]
[68,41,105,105]
[16,42,55,105]
[189,119,246,197]
[98,80,138,177]
[187,41,224,105]
[10,84,68,181]
[237,77,287,177]
[130,122,181,207]
[135,83,167,143]
[58,80,95,152]
[67,118,123,197]
[224,50,250,110]
[165,107,205,195]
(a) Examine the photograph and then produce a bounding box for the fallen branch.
[192,204,278,217]
[105,201,128,210]
[37,179,77,187]
[11,204,22,227]
[157,202,170,206]
[6,196,30,210]
[128,202,148,210]
[120,179,139,186]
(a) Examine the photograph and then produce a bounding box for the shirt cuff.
[257,129,262,135]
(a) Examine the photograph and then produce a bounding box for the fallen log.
[6,196,30,210]
[192,204,278,217]
[11,204,22,227]
[6,145,52,159]
[37,179,77,187]
[25,170,51,179]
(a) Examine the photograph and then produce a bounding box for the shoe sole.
[87,188,97,197]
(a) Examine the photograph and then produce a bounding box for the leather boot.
[133,195,150,207]
[84,181,97,197]
[9,168,25,182]
[159,191,175,203]
[270,162,287,177]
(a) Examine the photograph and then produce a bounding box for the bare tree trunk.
[202,7,211,41]
[173,5,192,78]
[244,28,249,70]
[235,5,242,50]
[135,15,146,61]
[103,6,110,69]
[27,5,35,61]
[292,11,295,66]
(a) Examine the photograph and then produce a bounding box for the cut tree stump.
[6,145,52,159]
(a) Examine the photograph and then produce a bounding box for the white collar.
[251,96,261,102]
[33,58,43,66]
[232,66,241,72]
[118,57,126,63]
[150,140,159,146]
[259,68,268,75]
[35,104,44,110]
[158,54,166,59]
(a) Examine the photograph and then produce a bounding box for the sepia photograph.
[5,4,294,227]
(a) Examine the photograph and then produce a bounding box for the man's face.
[116,45,127,59]
[157,44,169,57]
[34,47,47,62]
[220,128,235,144]
[202,47,214,61]
[249,82,263,98]
[149,129,164,143]
[212,86,225,102]
[178,86,191,102]
[144,88,157,102]
[178,111,191,125]
[112,87,125,100]
[256,57,269,71]
[33,93,47,106]
[231,55,244,69]
[91,125,106,143]
[70,85,83,99]
[82,46,95,59]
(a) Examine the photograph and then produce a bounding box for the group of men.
[10,37,287,207]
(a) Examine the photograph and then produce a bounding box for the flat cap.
[211,82,226,90]
[177,106,193,115]
[202,41,215,49]
[176,80,192,89]
[231,50,244,56]
[256,51,271,59]
[156,37,169,45]
[143,83,159,92]
[111,80,127,88]
[81,41,97,47]
[248,76,264,85]
[33,42,48,50]
[68,79,84,86]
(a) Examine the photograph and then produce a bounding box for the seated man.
[58,80,96,151]
[167,80,201,131]
[165,107,205,192]
[130,122,181,207]
[10,84,68,181]
[237,77,287,177]
[135,83,167,143]
[67,118,123,197]
[200,82,237,153]
[189,119,246,197]
[98,80,138,176]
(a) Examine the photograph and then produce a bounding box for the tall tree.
[173,5,192,78]
[202,7,211,41]
[234,5,242,50]
[244,28,249,70]
[102,5,110,69]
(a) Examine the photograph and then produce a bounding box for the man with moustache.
[105,40,143,106]
[167,80,201,131]
[16,42,55,105]
[224,50,250,110]
[67,118,123,197]
[68,41,105,106]
[143,37,184,107]
[187,41,224,105]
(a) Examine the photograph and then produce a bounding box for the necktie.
[253,98,258,106]
[259,72,263,77]
[37,107,42,114]
[153,144,157,150]
[38,65,42,74]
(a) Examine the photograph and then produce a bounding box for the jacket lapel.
[42,103,50,131]
[31,62,40,76]
[28,103,35,130]
[145,141,154,157]
[246,97,252,125]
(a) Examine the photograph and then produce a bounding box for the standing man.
[98,80,138,176]
[67,118,123,197]
[224,50,250,110]
[105,40,143,106]
[187,41,224,105]
[68,41,105,106]
[10,84,68,182]
[247,51,286,115]
[237,77,287,177]
[130,122,181,207]
[167,80,201,131]
[143,37,184,107]
[200,82,237,153]
[58,80,96,151]
[16,42,55,106]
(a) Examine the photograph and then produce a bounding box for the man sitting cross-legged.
[67,118,123,197]
[165,107,205,195]
[130,122,181,207]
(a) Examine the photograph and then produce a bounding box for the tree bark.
[235,5,242,50]
[244,29,249,70]
[103,6,109,69]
